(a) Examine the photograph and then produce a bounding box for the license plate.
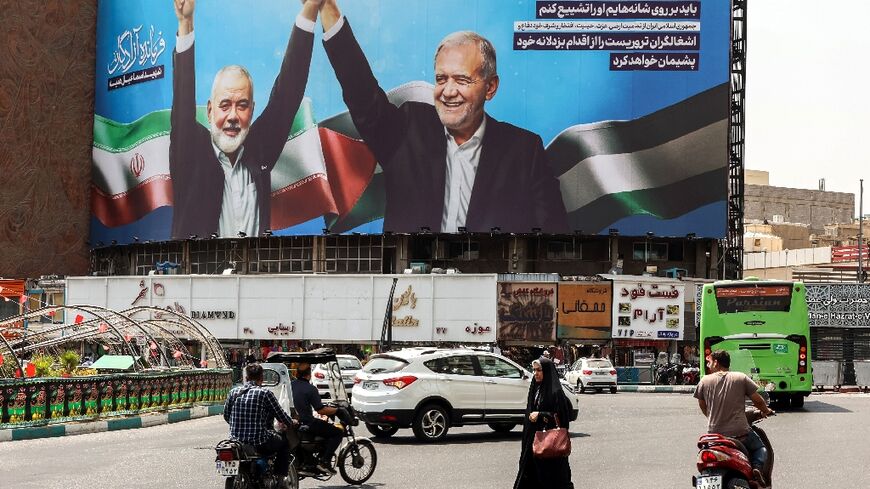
[696,475,722,489]
[363,381,379,390]
[216,460,238,476]
[596,371,608,375]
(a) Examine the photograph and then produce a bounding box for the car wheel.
[413,404,449,442]
[487,422,516,433]
[610,386,618,394]
[365,423,399,438]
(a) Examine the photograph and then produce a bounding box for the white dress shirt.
[441,118,486,233]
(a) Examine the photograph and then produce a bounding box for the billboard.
[497,283,558,343]
[806,284,870,328]
[557,282,613,339]
[612,278,685,340]
[65,274,497,342]
[92,0,730,245]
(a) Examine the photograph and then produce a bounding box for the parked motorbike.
[682,365,700,385]
[655,362,684,385]
[214,438,298,489]
[692,408,775,489]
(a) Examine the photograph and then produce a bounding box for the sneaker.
[316,461,336,474]
[752,468,767,487]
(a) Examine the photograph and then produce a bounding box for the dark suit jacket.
[323,21,569,234]
[169,26,314,239]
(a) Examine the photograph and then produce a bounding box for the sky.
[746,0,870,217]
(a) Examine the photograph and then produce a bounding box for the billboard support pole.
[380,278,399,352]
[859,179,864,283]
[724,0,747,280]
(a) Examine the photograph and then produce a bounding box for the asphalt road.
[1,393,868,489]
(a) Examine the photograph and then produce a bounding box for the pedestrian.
[513,357,575,489]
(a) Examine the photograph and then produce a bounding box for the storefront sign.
[557,282,612,340]
[391,285,420,327]
[612,279,684,340]
[497,283,557,343]
[806,284,870,328]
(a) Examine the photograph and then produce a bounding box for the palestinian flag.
[548,83,729,234]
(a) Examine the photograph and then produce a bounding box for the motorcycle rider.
[694,350,775,486]
[291,362,344,474]
[224,363,298,487]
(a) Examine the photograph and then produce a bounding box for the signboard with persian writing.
[612,279,684,340]
[557,282,612,340]
[806,284,870,328]
[497,283,557,343]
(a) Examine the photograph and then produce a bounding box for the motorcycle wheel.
[338,439,378,485]
[224,472,250,489]
[726,478,751,489]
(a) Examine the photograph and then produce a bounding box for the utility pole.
[859,179,864,283]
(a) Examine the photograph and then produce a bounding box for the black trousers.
[304,419,343,462]
[257,433,290,477]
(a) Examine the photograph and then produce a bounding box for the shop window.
[546,240,580,260]
[324,235,382,273]
[447,240,479,260]
[249,236,314,274]
[632,242,668,261]
[133,242,184,275]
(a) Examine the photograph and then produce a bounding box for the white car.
[564,357,618,394]
[312,354,363,399]
[351,348,579,442]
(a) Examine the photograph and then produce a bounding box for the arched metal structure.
[0,304,228,378]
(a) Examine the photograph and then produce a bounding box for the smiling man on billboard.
[169,0,322,239]
[316,0,569,234]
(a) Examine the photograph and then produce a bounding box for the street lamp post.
[859,179,864,283]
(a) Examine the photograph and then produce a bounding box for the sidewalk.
[617,385,696,394]
[0,404,224,443]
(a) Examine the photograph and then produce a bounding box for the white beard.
[210,121,249,155]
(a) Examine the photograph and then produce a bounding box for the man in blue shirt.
[291,362,343,474]
[224,363,297,483]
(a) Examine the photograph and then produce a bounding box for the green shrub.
[31,354,58,377]
[60,350,81,374]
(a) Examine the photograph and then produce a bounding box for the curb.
[0,404,224,443]
[617,385,696,394]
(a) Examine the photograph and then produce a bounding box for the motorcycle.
[655,362,684,385]
[682,365,700,385]
[214,438,297,489]
[269,349,378,486]
[692,408,775,489]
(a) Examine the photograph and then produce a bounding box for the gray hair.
[434,31,497,80]
[211,65,254,102]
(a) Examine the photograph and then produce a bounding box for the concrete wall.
[744,184,854,233]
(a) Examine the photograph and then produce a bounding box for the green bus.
[699,278,812,408]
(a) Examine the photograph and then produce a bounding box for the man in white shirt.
[169,0,322,239]
[316,0,569,234]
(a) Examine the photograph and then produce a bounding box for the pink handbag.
[532,414,571,459]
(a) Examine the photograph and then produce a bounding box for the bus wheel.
[791,394,805,408]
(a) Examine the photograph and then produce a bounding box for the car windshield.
[338,357,362,370]
[586,360,612,369]
[362,357,408,374]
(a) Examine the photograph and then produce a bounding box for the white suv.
[351,348,579,442]
[564,357,618,394]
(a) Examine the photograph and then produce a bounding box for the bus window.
[715,285,792,313]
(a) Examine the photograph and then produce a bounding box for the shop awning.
[0,279,25,298]
[91,355,140,370]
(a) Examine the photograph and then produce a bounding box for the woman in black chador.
[513,357,575,489]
